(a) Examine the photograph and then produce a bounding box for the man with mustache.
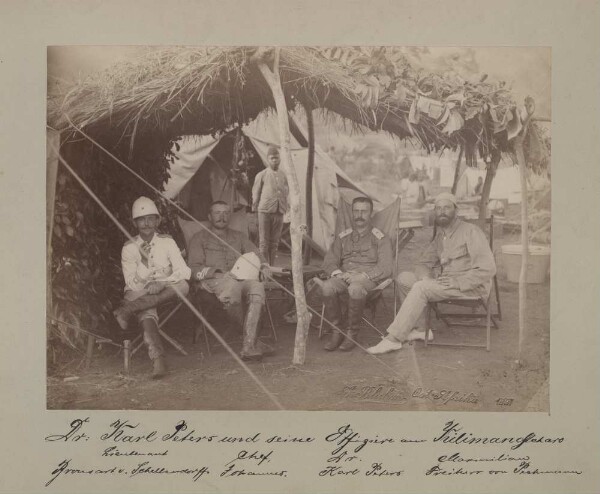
[113,196,191,378]
[187,201,274,361]
[320,197,393,351]
[366,192,496,354]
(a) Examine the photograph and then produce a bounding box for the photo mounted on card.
[47,45,551,413]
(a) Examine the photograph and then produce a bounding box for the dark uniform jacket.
[188,227,261,281]
[322,226,393,284]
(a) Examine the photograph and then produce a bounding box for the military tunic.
[387,218,497,342]
[320,226,393,327]
[187,226,266,307]
[323,227,393,284]
[120,233,191,324]
[121,233,191,292]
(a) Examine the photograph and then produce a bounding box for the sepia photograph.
[46,45,551,412]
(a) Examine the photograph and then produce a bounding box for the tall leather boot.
[141,318,167,379]
[268,245,278,267]
[240,300,264,361]
[322,290,344,351]
[339,296,365,351]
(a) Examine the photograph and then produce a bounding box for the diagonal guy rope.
[53,119,426,394]
[49,141,285,411]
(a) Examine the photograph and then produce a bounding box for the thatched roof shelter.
[47,45,549,360]
[49,46,520,159]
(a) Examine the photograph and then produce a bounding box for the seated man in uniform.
[367,192,496,354]
[320,197,393,351]
[113,196,191,378]
[187,201,274,361]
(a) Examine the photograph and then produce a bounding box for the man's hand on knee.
[346,272,369,285]
[436,276,459,290]
[146,281,166,295]
[414,265,433,281]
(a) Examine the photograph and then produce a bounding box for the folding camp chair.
[316,277,393,339]
[177,216,277,354]
[315,197,404,338]
[424,215,501,351]
[126,218,212,363]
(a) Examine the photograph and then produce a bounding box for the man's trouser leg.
[114,280,189,329]
[258,212,271,265]
[339,278,376,351]
[203,277,271,360]
[321,277,348,351]
[239,280,270,361]
[396,271,428,330]
[201,275,245,326]
[268,213,284,266]
[386,278,474,342]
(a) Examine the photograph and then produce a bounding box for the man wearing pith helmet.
[113,196,191,378]
[366,192,496,355]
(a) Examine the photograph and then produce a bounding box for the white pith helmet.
[132,196,160,219]
[230,252,261,280]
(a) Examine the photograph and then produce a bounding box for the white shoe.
[407,329,434,342]
[366,338,403,355]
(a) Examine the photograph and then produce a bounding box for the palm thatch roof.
[49,46,522,159]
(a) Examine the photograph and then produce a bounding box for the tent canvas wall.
[455,165,523,203]
[163,112,372,252]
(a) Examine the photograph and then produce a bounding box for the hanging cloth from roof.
[416,95,445,120]
[163,135,221,199]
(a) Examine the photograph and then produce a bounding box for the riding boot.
[339,296,365,351]
[268,245,278,267]
[240,300,264,361]
[322,293,344,351]
[141,318,167,378]
[324,323,344,351]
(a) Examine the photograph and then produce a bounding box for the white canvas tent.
[163,112,372,252]
[455,165,523,203]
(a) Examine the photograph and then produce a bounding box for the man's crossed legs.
[367,272,481,354]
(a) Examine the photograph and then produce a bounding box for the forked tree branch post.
[303,103,315,265]
[254,48,312,365]
[513,97,535,364]
[478,149,501,221]
[450,144,464,195]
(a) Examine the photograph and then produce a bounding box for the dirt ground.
[47,227,550,412]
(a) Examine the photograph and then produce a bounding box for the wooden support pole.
[479,150,501,221]
[513,98,535,364]
[303,103,315,265]
[450,144,464,195]
[255,48,311,365]
[123,340,130,375]
[514,136,528,362]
